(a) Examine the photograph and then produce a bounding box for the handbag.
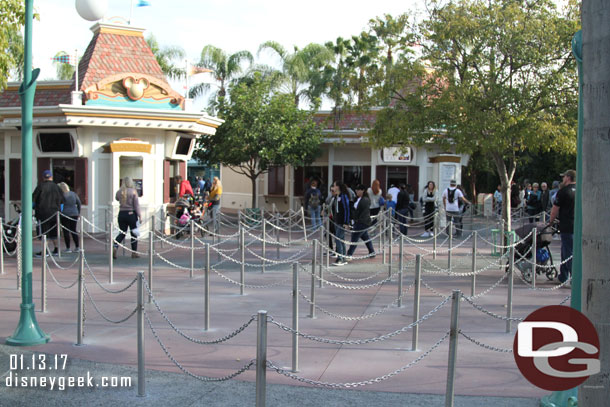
[132,220,141,237]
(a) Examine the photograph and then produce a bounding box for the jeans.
[309,207,321,231]
[559,232,573,283]
[395,209,409,235]
[115,211,138,251]
[446,211,462,236]
[334,222,346,262]
[346,223,375,257]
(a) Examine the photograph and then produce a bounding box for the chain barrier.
[324,261,414,282]
[211,268,292,289]
[517,254,573,268]
[461,294,524,322]
[477,229,534,249]
[144,310,255,381]
[46,251,81,270]
[468,273,509,300]
[45,261,79,289]
[299,264,394,290]
[420,253,508,276]
[268,295,451,345]
[298,283,414,321]
[458,330,513,353]
[515,273,572,291]
[267,330,450,388]
[83,256,138,294]
[245,245,310,265]
[559,295,571,305]
[83,283,138,324]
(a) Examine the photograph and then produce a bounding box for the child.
[385,194,396,216]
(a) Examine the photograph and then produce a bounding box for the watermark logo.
[513,305,600,391]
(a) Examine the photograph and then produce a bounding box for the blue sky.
[32,0,422,107]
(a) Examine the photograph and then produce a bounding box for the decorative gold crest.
[122,77,150,101]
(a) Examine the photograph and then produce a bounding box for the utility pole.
[580,4,610,403]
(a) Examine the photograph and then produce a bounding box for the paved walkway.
[0,218,566,405]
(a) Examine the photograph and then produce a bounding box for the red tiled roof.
[0,86,72,108]
[77,27,166,92]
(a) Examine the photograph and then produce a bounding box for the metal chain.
[267,330,450,388]
[559,295,571,305]
[468,273,509,299]
[420,279,448,298]
[211,268,292,288]
[145,311,255,381]
[300,265,395,290]
[268,295,451,345]
[45,264,79,289]
[46,252,81,270]
[84,256,138,294]
[298,283,414,321]
[144,280,257,344]
[83,283,138,324]
[459,330,513,353]
[460,295,524,322]
[515,271,571,291]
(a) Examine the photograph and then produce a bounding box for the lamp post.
[6,0,106,347]
[539,29,582,407]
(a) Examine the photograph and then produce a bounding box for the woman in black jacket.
[330,180,351,266]
[346,184,376,260]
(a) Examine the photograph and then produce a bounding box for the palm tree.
[189,45,253,114]
[52,51,75,80]
[257,41,332,107]
[6,27,24,82]
[345,32,379,107]
[324,37,351,124]
[146,34,186,80]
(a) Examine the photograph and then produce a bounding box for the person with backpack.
[442,180,470,237]
[304,178,322,231]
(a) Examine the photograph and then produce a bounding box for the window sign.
[382,147,412,163]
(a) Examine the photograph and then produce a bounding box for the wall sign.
[382,147,412,163]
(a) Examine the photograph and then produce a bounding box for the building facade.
[0,23,221,228]
[220,110,470,211]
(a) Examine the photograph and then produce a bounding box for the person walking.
[346,184,376,260]
[421,181,437,237]
[330,180,351,266]
[58,182,81,253]
[549,170,576,284]
[304,179,322,231]
[367,179,383,224]
[33,170,63,256]
[208,176,223,225]
[442,180,469,237]
[526,182,542,223]
[113,177,142,259]
[175,175,194,198]
[493,184,503,216]
[395,184,410,235]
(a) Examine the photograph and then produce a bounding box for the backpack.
[447,188,456,204]
[308,191,320,209]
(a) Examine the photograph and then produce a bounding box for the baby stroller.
[2,203,21,255]
[174,195,194,239]
[514,222,558,283]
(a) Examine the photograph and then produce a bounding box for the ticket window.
[119,157,143,197]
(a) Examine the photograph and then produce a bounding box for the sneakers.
[52,248,59,256]
[332,260,347,266]
[368,252,377,258]
[421,231,430,238]
[65,249,72,254]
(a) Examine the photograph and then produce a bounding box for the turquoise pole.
[6,0,50,346]
[539,29,582,407]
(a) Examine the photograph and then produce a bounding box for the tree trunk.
[250,175,257,209]
[580,6,610,402]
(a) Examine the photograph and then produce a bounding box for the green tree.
[194,74,322,208]
[257,41,332,108]
[146,34,186,80]
[189,45,253,115]
[52,51,75,80]
[371,0,579,230]
[344,32,379,107]
[0,0,26,90]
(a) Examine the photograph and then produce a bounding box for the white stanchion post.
[190,220,194,279]
[325,214,330,269]
[412,254,422,351]
[41,235,47,312]
[56,211,62,259]
[471,231,477,297]
[445,290,461,407]
[17,226,21,290]
[318,225,323,289]
[506,245,515,333]
[148,231,153,304]
[275,212,280,259]
[382,212,387,265]
[108,221,114,284]
[76,220,84,345]
[137,272,145,397]
[398,234,404,307]
[261,208,266,273]
[310,240,317,318]
[388,219,393,277]
[240,225,245,296]
[292,263,299,373]
[204,243,210,331]
[288,209,292,244]
[255,310,268,407]
[301,207,307,241]
[531,227,537,289]
[448,221,453,271]
[433,213,438,260]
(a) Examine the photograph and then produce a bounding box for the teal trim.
[86,95,182,110]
